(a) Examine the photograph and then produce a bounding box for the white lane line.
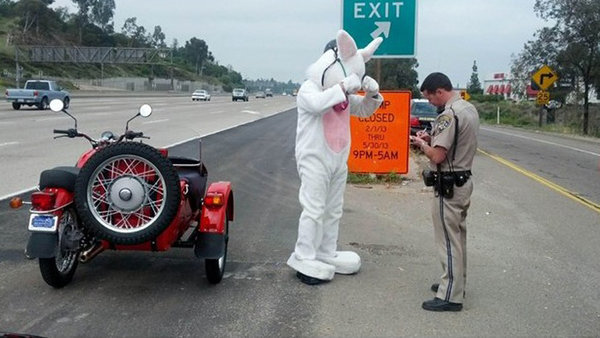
[0,185,36,201]
[34,117,64,122]
[0,141,19,147]
[241,110,261,115]
[481,127,600,157]
[209,110,224,115]
[142,118,170,124]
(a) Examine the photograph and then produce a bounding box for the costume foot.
[422,298,463,312]
[317,251,361,274]
[296,272,328,285]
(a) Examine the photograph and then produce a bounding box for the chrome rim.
[86,154,167,233]
[56,209,78,273]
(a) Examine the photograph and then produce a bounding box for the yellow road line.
[478,148,600,214]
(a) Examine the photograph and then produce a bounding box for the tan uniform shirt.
[430,93,480,171]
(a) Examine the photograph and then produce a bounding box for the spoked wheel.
[39,208,81,288]
[205,213,229,284]
[74,142,180,245]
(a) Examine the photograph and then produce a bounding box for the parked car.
[232,88,248,102]
[5,80,70,110]
[255,91,266,99]
[265,88,273,97]
[191,89,211,101]
[410,99,438,135]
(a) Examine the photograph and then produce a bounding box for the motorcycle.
[10,99,234,288]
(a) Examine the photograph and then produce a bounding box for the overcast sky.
[51,0,549,88]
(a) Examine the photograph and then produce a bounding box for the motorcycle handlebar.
[53,128,78,138]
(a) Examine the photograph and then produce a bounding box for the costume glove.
[341,74,361,95]
[362,75,380,97]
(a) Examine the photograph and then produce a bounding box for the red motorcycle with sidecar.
[10,99,234,288]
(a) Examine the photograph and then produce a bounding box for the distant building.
[482,73,517,99]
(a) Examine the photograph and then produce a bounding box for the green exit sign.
[342,0,417,57]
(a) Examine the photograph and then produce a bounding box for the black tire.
[38,97,48,110]
[12,102,21,110]
[39,208,80,288]
[205,212,229,284]
[74,142,180,245]
[63,97,70,109]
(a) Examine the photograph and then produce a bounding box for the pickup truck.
[5,80,70,110]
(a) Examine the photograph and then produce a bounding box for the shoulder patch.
[435,114,453,133]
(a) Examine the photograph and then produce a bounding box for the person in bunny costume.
[287,30,383,285]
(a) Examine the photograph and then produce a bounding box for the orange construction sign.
[348,90,411,174]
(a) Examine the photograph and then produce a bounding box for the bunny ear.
[360,37,383,62]
[337,30,358,61]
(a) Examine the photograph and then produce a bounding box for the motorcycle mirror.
[50,98,78,129]
[49,99,64,112]
[139,104,152,117]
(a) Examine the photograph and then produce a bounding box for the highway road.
[0,96,599,336]
[0,94,297,198]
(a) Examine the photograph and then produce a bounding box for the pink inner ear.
[337,31,357,60]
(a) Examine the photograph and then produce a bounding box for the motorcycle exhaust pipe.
[79,242,105,263]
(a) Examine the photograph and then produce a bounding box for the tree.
[532,0,600,135]
[121,17,147,47]
[183,37,209,75]
[365,58,419,94]
[511,27,561,99]
[89,0,115,33]
[14,0,58,43]
[151,25,166,48]
[467,60,483,94]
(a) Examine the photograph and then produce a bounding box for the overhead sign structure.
[532,65,558,91]
[536,90,550,106]
[342,0,418,57]
[348,91,411,174]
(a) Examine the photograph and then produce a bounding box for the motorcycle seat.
[176,167,207,210]
[39,166,80,192]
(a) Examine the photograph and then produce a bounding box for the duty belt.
[441,170,472,177]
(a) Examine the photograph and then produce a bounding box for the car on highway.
[232,88,248,102]
[255,91,266,99]
[410,99,438,135]
[191,89,211,101]
[5,79,70,110]
[265,88,273,97]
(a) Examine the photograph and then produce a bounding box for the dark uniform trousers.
[431,179,473,304]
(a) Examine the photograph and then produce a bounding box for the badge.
[435,115,453,134]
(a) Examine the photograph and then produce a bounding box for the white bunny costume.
[287,30,383,284]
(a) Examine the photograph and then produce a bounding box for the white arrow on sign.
[370,21,391,39]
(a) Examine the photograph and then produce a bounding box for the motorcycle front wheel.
[39,208,80,288]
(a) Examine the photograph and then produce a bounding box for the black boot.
[296,271,328,285]
[422,298,462,312]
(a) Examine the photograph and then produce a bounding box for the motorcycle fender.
[194,232,225,259]
[26,232,58,259]
[199,181,233,234]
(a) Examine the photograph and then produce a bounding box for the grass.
[347,172,408,185]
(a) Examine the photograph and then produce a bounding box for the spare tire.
[74,142,180,245]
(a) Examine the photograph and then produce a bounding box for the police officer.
[410,72,479,312]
